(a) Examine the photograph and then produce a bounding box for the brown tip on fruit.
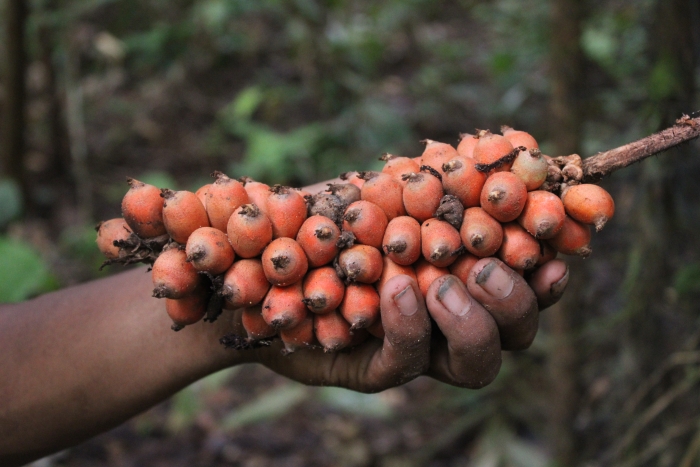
[430,245,450,262]
[270,318,286,330]
[523,259,535,270]
[344,265,360,282]
[401,172,421,183]
[579,246,593,258]
[500,125,513,134]
[302,296,326,311]
[595,216,608,232]
[536,221,553,238]
[171,323,185,332]
[269,184,290,194]
[152,285,169,298]
[339,172,351,181]
[336,231,356,249]
[219,284,233,300]
[476,129,491,138]
[357,171,379,181]
[379,153,396,161]
[344,209,360,223]
[186,246,206,262]
[470,233,484,246]
[271,255,290,270]
[323,343,342,353]
[488,189,505,202]
[419,139,434,146]
[315,226,333,239]
[211,170,228,181]
[442,160,462,173]
[435,195,464,229]
[384,240,407,254]
[94,221,104,232]
[350,319,367,331]
[238,176,254,185]
[160,188,176,200]
[239,203,260,217]
[529,148,542,157]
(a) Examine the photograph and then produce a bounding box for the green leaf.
[0,237,56,303]
[0,179,23,228]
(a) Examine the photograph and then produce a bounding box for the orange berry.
[226,203,273,258]
[402,171,444,222]
[460,207,503,257]
[421,219,461,268]
[498,223,540,270]
[340,171,365,189]
[342,200,388,249]
[195,184,211,208]
[185,227,235,275]
[241,308,277,340]
[517,190,566,239]
[267,185,308,238]
[501,125,539,150]
[240,178,271,215]
[261,237,309,286]
[151,246,201,299]
[161,189,210,244]
[121,178,166,238]
[96,218,133,259]
[302,267,345,314]
[377,256,417,291]
[472,130,515,173]
[165,287,208,331]
[296,215,341,267]
[314,310,352,352]
[480,171,528,222]
[415,258,448,297]
[262,282,307,330]
[220,259,270,309]
[381,154,421,186]
[419,140,459,176]
[340,283,380,330]
[205,171,249,232]
[456,133,479,158]
[280,314,315,354]
[448,253,480,285]
[547,216,592,257]
[441,156,488,208]
[337,244,383,284]
[510,148,547,191]
[359,172,406,221]
[561,184,615,232]
[382,216,421,266]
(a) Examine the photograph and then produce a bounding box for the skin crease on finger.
[425,275,502,388]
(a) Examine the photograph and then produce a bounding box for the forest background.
[1,0,700,465]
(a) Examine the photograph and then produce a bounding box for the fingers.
[425,275,501,388]
[528,259,569,310]
[251,275,431,393]
[467,258,538,351]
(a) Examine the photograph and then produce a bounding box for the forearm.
[0,267,250,466]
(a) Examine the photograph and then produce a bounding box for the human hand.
[233,257,568,392]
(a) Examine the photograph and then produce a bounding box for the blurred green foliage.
[0,237,57,302]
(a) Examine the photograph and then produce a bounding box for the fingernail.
[475,260,514,299]
[550,266,569,299]
[437,276,471,316]
[394,286,418,316]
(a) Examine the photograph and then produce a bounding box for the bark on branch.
[582,115,700,183]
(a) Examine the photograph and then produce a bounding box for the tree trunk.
[1,0,28,202]
[546,0,584,464]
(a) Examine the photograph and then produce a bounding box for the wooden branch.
[582,115,700,183]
